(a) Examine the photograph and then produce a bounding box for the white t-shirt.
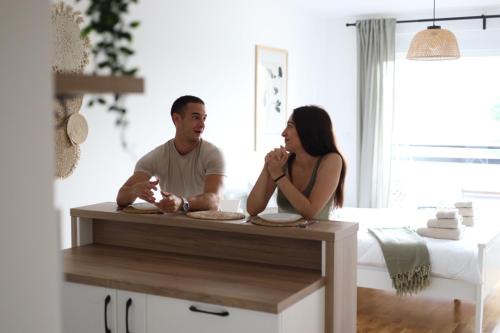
[134,139,225,198]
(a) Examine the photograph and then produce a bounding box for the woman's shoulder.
[322,152,342,163]
[319,153,342,169]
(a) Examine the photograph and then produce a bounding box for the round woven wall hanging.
[51,2,90,73]
[54,96,82,126]
[51,2,90,179]
[67,113,88,145]
[55,124,81,179]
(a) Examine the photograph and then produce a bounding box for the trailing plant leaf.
[98,61,110,68]
[119,47,134,55]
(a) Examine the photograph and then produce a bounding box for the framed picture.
[254,45,288,151]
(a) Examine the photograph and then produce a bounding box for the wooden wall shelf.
[54,73,144,95]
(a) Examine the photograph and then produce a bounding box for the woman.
[247,105,346,220]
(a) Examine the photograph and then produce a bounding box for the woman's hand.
[265,146,288,179]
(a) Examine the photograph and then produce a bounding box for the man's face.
[174,102,207,143]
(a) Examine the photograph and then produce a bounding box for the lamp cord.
[433,0,436,26]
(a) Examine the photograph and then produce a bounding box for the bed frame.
[357,228,500,333]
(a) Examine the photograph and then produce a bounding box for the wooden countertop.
[71,202,358,242]
[63,244,324,313]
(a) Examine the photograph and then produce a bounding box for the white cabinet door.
[62,282,116,333]
[64,282,323,333]
[147,295,279,333]
[117,291,146,333]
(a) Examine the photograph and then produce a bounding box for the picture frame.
[254,45,288,151]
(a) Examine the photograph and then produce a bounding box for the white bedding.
[333,207,481,284]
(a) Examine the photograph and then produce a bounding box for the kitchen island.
[63,202,358,333]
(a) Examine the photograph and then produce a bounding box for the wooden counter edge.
[70,202,358,242]
[276,278,326,313]
[64,272,325,314]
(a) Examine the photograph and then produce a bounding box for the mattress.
[333,207,481,284]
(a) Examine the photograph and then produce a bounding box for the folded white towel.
[427,218,459,229]
[458,207,474,217]
[463,216,474,226]
[455,201,473,208]
[436,208,459,219]
[417,226,463,240]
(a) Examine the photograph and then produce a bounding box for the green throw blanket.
[368,227,430,295]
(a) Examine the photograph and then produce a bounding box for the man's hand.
[155,191,183,213]
[131,179,159,203]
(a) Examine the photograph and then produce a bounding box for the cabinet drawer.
[147,295,279,333]
[62,282,116,333]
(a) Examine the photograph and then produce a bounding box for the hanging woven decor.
[55,123,81,178]
[51,2,90,179]
[51,2,90,73]
[66,113,89,145]
[54,96,83,126]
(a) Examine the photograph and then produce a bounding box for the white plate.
[258,213,302,223]
[133,202,159,211]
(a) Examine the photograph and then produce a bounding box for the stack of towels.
[455,201,474,226]
[417,208,464,240]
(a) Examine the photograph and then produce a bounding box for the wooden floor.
[357,287,500,333]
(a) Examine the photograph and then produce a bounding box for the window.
[389,55,500,208]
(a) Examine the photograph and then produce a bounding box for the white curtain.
[356,19,396,208]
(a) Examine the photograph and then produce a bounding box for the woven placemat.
[250,216,307,227]
[187,211,245,221]
[121,203,163,214]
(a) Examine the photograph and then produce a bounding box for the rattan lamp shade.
[407,26,460,60]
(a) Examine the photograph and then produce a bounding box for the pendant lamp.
[407,0,460,60]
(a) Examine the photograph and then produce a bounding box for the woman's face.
[281,117,302,152]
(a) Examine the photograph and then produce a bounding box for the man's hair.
[170,95,205,116]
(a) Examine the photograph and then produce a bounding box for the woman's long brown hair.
[292,105,347,208]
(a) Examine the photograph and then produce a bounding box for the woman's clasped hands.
[265,146,289,179]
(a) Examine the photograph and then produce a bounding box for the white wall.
[0,1,61,333]
[55,0,330,248]
[326,6,500,207]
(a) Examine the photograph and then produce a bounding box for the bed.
[333,207,500,333]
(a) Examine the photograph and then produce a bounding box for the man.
[116,95,225,213]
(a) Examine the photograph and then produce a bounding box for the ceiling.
[292,0,500,18]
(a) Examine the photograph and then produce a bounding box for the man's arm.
[156,174,224,212]
[116,171,158,207]
[188,174,224,211]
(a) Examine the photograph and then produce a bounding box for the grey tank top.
[277,155,334,220]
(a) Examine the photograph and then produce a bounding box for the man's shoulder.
[150,139,173,153]
[139,140,172,161]
[200,139,222,154]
